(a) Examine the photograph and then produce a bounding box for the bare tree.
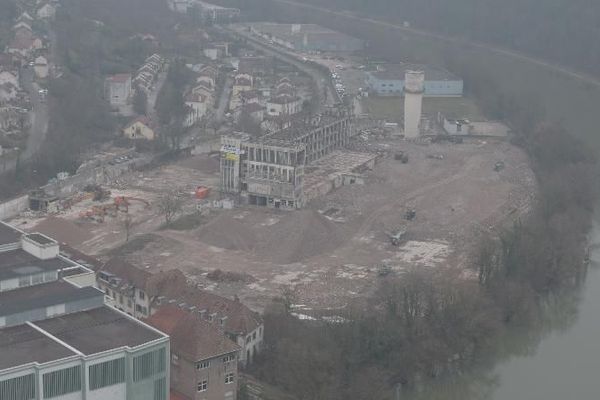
[120,214,133,242]
[157,193,183,226]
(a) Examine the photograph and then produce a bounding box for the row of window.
[197,373,235,392]
[4,353,164,400]
[194,354,236,370]
[133,348,167,382]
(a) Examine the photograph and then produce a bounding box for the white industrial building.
[0,222,170,400]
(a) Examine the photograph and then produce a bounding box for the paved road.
[215,76,233,122]
[264,0,600,89]
[21,68,48,161]
[223,25,339,109]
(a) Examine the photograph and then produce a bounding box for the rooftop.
[0,324,76,370]
[24,232,55,246]
[0,249,73,281]
[368,63,461,81]
[0,306,166,370]
[0,221,21,246]
[34,306,165,355]
[0,280,103,317]
[106,73,132,83]
[145,305,240,361]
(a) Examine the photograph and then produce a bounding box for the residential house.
[134,54,165,93]
[0,106,25,132]
[230,74,254,111]
[33,55,49,78]
[104,73,132,106]
[7,35,43,60]
[0,71,18,88]
[13,21,32,35]
[16,12,34,24]
[37,2,57,19]
[239,90,259,105]
[196,75,215,90]
[235,102,265,124]
[94,260,264,366]
[191,81,215,104]
[122,116,157,140]
[266,94,303,117]
[185,93,208,127]
[146,306,241,400]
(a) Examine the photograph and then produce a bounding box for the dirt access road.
[111,138,535,314]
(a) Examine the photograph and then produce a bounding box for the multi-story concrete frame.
[220,110,354,209]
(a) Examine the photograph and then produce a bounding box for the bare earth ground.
[10,138,535,314]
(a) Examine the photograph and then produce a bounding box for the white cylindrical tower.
[403,70,425,138]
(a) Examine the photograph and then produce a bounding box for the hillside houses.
[134,53,165,93]
[183,64,220,126]
[229,73,254,110]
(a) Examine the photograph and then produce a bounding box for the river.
[489,220,600,400]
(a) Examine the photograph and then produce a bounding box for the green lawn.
[362,96,486,121]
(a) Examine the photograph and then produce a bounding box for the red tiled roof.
[145,305,241,361]
[124,116,156,130]
[185,93,206,103]
[240,102,265,114]
[153,283,262,335]
[107,73,131,83]
[234,77,252,86]
[101,257,152,291]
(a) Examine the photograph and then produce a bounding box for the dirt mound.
[258,210,344,264]
[30,217,93,246]
[196,215,260,251]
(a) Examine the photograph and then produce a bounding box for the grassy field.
[363,96,485,121]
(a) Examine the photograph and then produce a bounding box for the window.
[196,361,210,369]
[223,354,235,364]
[89,358,125,390]
[0,374,35,400]
[252,332,256,340]
[43,366,82,398]
[154,377,166,400]
[139,290,145,300]
[225,373,234,384]
[128,299,132,308]
[119,295,123,304]
[133,348,166,382]
[197,380,208,392]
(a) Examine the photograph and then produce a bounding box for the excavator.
[113,196,150,213]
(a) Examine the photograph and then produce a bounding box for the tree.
[132,88,147,115]
[120,214,133,242]
[157,193,183,226]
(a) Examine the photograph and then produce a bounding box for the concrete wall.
[0,195,28,220]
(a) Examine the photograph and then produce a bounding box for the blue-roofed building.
[366,64,463,97]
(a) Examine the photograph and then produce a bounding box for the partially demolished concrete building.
[220,107,355,209]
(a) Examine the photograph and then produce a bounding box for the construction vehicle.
[386,229,407,246]
[394,151,409,163]
[113,196,150,212]
[404,209,416,221]
[378,264,392,277]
